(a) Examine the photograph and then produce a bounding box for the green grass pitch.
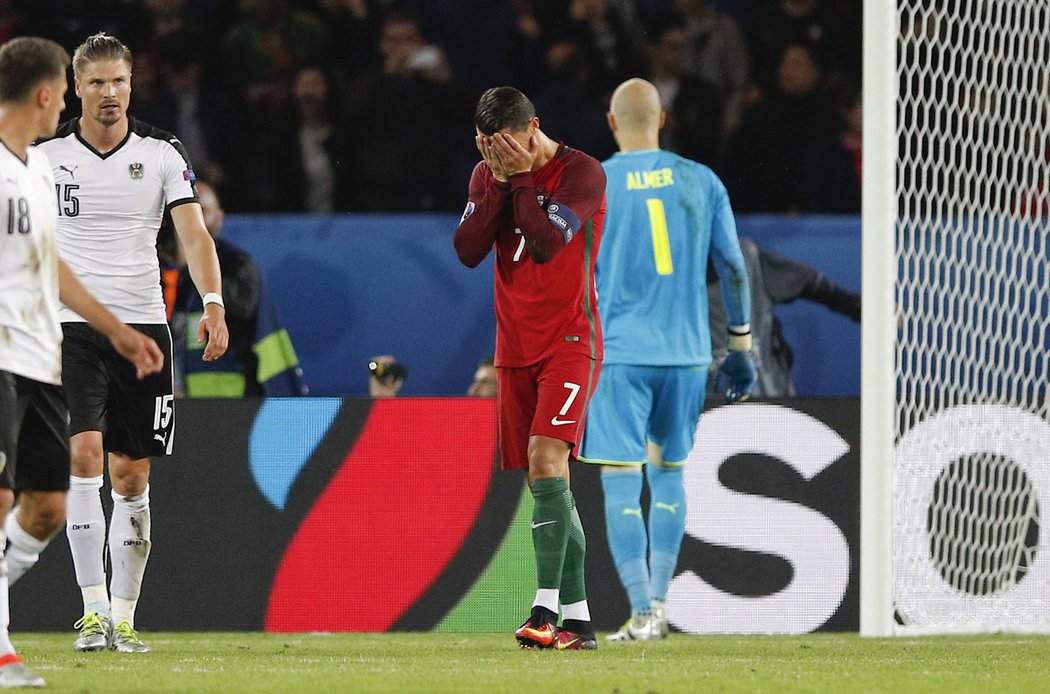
[16,632,1050,693]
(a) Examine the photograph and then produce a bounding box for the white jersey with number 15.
[38,116,198,325]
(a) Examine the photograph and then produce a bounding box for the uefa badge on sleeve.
[459,201,475,224]
[129,162,144,180]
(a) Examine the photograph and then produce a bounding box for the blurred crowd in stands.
[0,0,863,215]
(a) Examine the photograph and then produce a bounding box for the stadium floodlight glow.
[862,0,1050,636]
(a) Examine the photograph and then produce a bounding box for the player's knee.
[20,493,66,538]
[110,457,150,497]
[32,505,66,537]
[69,437,105,473]
[527,438,570,479]
[647,463,683,481]
[112,474,149,498]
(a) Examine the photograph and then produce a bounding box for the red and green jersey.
[455,144,606,367]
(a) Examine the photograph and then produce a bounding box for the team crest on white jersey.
[129,162,144,179]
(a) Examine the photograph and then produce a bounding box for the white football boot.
[605,614,655,641]
[73,612,113,652]
[651,599,671,639]
[112,620,151,654]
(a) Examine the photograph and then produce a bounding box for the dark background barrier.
[12,397,859,634]
[220,215,861,397]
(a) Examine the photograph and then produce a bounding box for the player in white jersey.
[0,37,163,688]
[35,32,229,655]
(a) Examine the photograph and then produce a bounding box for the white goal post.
[861,0,1050,636]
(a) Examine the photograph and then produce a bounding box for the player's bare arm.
[171,202,229,361]
[56,259,164,379]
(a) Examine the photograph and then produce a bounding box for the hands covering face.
[475,131,538,182]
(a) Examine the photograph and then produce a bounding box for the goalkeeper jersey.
[598,148,749,366]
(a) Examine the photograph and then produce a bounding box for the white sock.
[3,512,49,586]
[532,588,560,614]
[67,475,107,605]
[81,584,109,617]
[0,550,14,656]
[561,599,591,622]
[112,597,138,628]
[108,486,150,628]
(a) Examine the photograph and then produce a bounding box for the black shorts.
[0,370,71,492]
[62,322,175,459]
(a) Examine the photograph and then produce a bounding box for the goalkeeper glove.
[716,326,756,404]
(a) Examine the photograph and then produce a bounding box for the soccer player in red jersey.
[455,87,606,650]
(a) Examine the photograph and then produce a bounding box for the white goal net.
[863,0,1050,635]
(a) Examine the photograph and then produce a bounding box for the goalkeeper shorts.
[580,364,707,467]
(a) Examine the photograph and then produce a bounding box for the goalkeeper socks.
[3,511,49,586]
[108,486,151,621]
[647,463,687,601]
[530,477,571,599]
[558,495,588,606]
[601,469,651,613]
[67,475,107,593]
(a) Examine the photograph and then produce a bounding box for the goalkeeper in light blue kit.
[580,78,755,641]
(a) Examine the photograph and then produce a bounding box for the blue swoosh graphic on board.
[249,398,341,510]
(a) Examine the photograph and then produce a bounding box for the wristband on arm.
[728,323,752,351]
[202,292,224,309]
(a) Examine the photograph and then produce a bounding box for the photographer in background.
[168,182,307,397]
[368,355,408,398]
[708,237,861,397]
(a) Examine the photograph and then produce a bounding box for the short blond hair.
[72,32,132,77]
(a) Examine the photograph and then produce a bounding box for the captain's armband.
[545,201,580,244]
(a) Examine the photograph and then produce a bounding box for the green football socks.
[530,477,572,590]
[559,495,588,605]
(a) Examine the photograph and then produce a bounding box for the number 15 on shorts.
[153,394,174,451]
[153,394,173,431]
